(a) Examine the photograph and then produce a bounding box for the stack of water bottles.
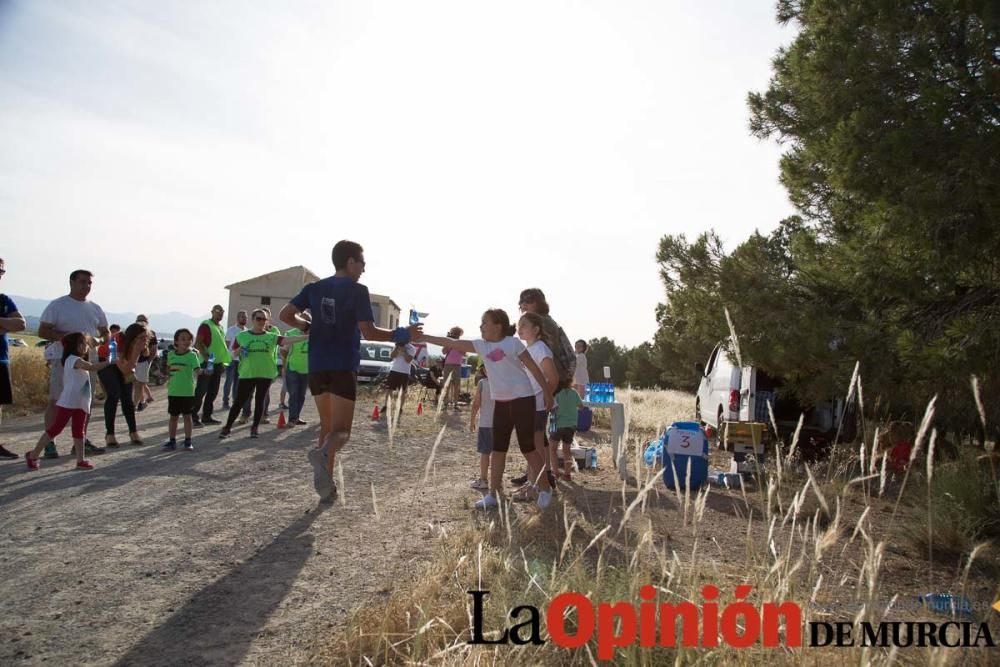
[585,383,616,404]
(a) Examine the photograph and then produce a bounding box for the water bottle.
[206,352,215,374]
[588,448,598,469]
[108,337,118,362]
[585,383,592,402]
[608,383,615,403]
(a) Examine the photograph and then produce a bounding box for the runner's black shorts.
[308,370,357,402]
[386,371,409,392]
[167,396,196,416]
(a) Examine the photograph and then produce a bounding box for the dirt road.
[0,385,479,666]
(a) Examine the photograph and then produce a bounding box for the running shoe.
[136,402,146,412]
[469,478,489,490]
[24,453,39,470]
[43,442,59,459]
[510,473,528,485]
[192,416,203,428]
[249,428,259,439]
[0,445,19,460]
[84,440,106,455]
[202,417,222,425]
[319,482,338,505]
[278,403,288,410]
[536,490,553,509]
[218,429,230,440]
[237,416,249,425]
[294,419,308,425]
[474,494,500,510]
[261,418,270,424]
[162,441,177,451]
[76,459,95,470]
[183,441,194,451]
[308,447,332,498]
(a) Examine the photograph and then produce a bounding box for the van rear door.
[739,366,756,422]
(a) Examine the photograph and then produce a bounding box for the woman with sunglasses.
[219,309,307,439]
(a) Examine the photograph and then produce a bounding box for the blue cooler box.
[661,421,709,491]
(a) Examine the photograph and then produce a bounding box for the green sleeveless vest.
[201,319,232,366]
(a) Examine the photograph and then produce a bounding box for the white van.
[695,338,854,454]
[695,341,741,432]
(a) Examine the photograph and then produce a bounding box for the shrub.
[8,348,49,415]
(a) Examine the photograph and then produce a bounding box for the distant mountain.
[7,295,206,340]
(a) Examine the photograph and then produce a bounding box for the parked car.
[9,338,27,347]
[358,341,395,383]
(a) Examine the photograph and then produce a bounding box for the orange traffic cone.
[416,402,423,416]
[371,405,380,420]
[277,410,286,429]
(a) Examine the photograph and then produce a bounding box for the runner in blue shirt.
[279,240,421,502]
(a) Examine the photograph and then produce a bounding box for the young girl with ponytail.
[418,309,555,510]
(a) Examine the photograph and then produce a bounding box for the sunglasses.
[253,316,267,321]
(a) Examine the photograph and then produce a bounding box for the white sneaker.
[469,478,489,490]
[474,494,499,510]
[536,490,553,509]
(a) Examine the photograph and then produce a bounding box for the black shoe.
[218,429,230,440]
[510,473,528,485]
[43,442,59,459]
[0,445,19,460]
[249,428,259,439]
[202,417,222,425]
[192,417,204,428]
[136,402,147,412]
[84,440,107,455]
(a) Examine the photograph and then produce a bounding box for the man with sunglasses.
[192,304,231,426]
[280,240,421,502]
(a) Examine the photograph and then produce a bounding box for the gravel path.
[0,385,475,666]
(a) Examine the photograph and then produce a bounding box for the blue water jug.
[661,421,710,491]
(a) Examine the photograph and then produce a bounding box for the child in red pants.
[26,333,109,470]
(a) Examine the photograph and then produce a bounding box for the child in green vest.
[164,329,203,450]
[552,381,583,480]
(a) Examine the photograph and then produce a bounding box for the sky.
[0,1,796,347]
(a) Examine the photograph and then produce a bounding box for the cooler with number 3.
[661,421,710,491]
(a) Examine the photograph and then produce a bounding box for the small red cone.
[371,405,380,420]
[416,402,423,416]
[277,410,286,429]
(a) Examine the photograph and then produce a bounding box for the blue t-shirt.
[289,276,375,372]
[0,294,18,364]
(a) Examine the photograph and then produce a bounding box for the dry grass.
[591,387,694,438]
[318,381,1000,665]
[7,347,49,416]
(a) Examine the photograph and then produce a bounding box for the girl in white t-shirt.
[516,312,559,496]
[25,333,110,470]
[419,309,555,510]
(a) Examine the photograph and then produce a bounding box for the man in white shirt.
[381,342,415,421]
[37,269,110,458]
[222,310,247,410]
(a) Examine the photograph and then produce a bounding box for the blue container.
[661,421,709,491]
[577,406,593,432]
[461,365,470,379]
[643,439,664,467]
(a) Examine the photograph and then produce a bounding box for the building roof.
[225,266,397,310]
[224,266,321,290]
